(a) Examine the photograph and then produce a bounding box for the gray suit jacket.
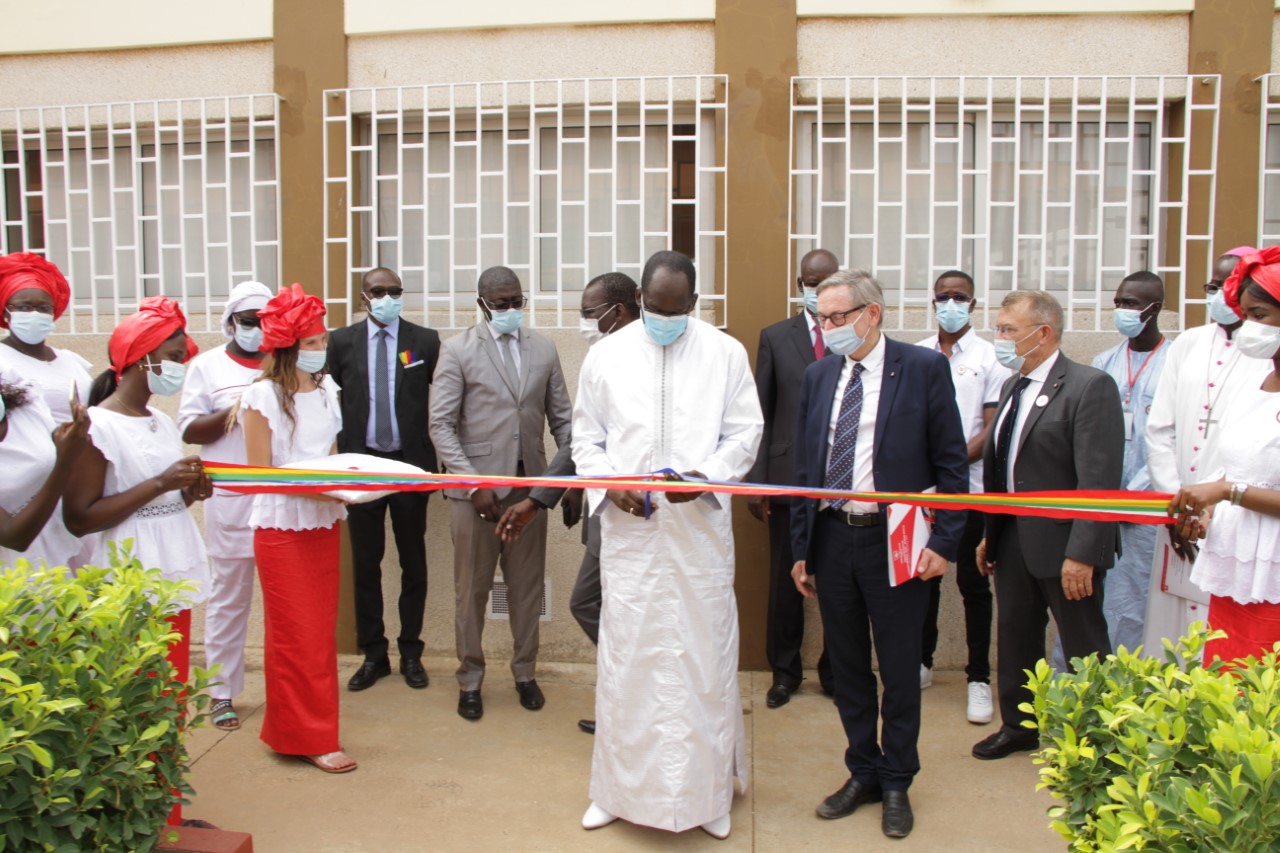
[428,323,573,500]
[748,311,827,500]
[983,351,1125,577]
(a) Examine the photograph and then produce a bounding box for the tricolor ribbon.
[203,462,1173,525]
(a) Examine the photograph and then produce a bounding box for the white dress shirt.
[822,333,886,513]
[994,349,1060,491]
[365,316,401,450]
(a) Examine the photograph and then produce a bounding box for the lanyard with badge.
[1122,338,1164,440]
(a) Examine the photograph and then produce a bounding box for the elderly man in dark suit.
[327,267,440,692]
[748,248,839,708]
[428,265,573,721]
[972,290,1123,760]
[790,270,969,839]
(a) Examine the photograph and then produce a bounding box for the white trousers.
[203,556,256,699]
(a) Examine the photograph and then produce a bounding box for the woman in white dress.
[0,374,86,568]
[0,252,93,421]
[178,281,272,732]
[1173,248,1280,663]
[238,283,353,774]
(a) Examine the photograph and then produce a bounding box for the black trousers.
[348,447,429,661]
[813,512,930,792]
[766,502,831,690]
[993,522,1111,732]
[921,510,992,682]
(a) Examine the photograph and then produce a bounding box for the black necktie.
[824,363,865,510]
[993,376,1031,494]
[374,329,393,450]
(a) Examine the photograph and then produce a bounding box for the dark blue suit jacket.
[790,335,970,568]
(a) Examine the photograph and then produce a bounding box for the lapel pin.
[1035,394,1049,407]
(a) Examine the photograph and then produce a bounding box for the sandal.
[211,699,240,731]
[298,751,358,774]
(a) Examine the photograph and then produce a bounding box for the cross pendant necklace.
[1200,332,1241,441]
[1197,411,1219,439]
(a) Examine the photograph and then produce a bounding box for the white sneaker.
[582,802,617,830]
[966,681,993,725]
[701,813,731,839]
[919,665,933,690]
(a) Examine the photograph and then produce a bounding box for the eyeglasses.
[641,298,693,318]
[1203,282,1223,295]
[933,293,972,304]
[481,295,526,311]
[579,302,617,319]
[4,303,55,315]
[816,304,867,327]
[234,315,262,329]
[368,286,404,299]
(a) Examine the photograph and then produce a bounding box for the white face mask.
[233,323,264,353]
[6,309,55,346]
[143,359,186,396]
[579,303,620,345]
[1235,320,1280,360]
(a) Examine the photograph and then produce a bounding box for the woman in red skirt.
[238,284,354,773]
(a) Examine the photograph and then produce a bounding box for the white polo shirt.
[916,328,1008,492]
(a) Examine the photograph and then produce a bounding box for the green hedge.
[1028,627,1280,852]
[0,548,211,852]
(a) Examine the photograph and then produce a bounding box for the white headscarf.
[220,281,273,337]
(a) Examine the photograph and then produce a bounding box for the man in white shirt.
[915,270,1005,725]
[1143,248,1271,651]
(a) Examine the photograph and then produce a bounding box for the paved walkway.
[186,656,1059,851]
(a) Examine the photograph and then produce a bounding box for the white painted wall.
[799,0,1192,15]
[346,0,714,36]
[0,0,271,55]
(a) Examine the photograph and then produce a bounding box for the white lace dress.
[1192,380,1280,604]
[238,378,346,531]
[0,395,81,568]
[86,407,210,604]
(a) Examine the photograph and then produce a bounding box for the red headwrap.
[0,253,71,327]
[108,296,197,379]
[1224,247,1280,318]
[258,283,327,353]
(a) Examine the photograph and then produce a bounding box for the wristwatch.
[1229,482,1249,506]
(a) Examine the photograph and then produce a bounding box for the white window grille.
[790,76,1220,332]
[0,95,281,334]
[1259,74,1280,249]
[323,77,728,329]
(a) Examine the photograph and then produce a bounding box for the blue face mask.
[802,287,820,315]
[296,349,327,374]
[488,308,524,336]
[935,300,970,335]
[993,327,1045,372]
[641,301,690,346]
[1207,290,1240,326]
[6,309,55,346]
[823,308,868,357]
[368,295,403,326]
[234,323,264,353]
[1112,307,1149,338]
[143,359,186,396]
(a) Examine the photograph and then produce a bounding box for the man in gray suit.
[748,248,838,708]
[972,290,1123,760]
[428,266,573,721]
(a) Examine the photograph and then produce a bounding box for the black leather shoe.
[516,680,545,710]
[972,728,1039,760]
[766,684,795,709]
[882,790,914,838]
[400,657,428,689]
[578,719,595,735]
[347,658,391,691]
[815,777,882,820]
[457,690,483,720]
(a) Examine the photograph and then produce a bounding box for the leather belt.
[821,507,880,527]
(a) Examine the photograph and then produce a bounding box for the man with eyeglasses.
[429,265,572,721]
[914,270,1004,725]
[790,270,968,839]
[972,290,1123,762]
[1144,248,1271,652]
[748,247,839,710]
[329,267,441,693]
[574,251,762,839]
[494,271,640,735]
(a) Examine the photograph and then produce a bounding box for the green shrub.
[0,547,211,852]
[1027,626,1280,852]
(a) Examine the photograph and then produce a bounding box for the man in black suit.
[748,248,838,708]
[790,270,969,838]
[972,290,1122,760]
[327,267,441,691]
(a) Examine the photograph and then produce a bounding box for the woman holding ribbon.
[178,281,272,733]
[62,296,211,825]
[1172,247,1280,662]
[0,253,93,421]
[236,283,353,773]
